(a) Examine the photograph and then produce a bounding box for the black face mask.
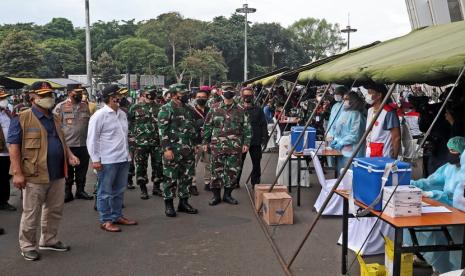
[223,91,235,100]
[196,98,207,106]
[243,95,253,103]
[179,94,190,104]
[73,94,82,103]
[447,152,461,166]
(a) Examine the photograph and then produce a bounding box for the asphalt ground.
[0,152,433,276]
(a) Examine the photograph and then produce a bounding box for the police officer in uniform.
[54,84,93,202]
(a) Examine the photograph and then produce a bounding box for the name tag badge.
[316,116,320,122]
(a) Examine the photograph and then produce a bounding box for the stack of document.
[382,186,422,217]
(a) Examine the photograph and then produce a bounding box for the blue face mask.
[448,152,461,166]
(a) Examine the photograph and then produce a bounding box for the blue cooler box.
[352,157,411,211]
[291,126,316,153]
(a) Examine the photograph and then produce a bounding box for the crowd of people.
[1,78,465,274]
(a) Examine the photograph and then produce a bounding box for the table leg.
[342,197,349,275]
[297,156,301,207]
[288,157,292,193]
[334,156,338,178]
[393,228,403,276]
[461,225,465,268]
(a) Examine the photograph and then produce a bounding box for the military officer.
[158,84,198,217]
[54,84,93,202]
[128,87,163,200]
[203,86,251,206]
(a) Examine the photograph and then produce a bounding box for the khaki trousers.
[19,178,65,252]
[192,147,211,187]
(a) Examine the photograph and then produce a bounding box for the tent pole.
[253,83,266,106]
[260,78,279,109]
[286,83,398,269]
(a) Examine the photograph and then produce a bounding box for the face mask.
[73,94,82,103]
[243,95,253,103]
[343,100,351,109]
[316,96,322,102]
[365,94,375,105]
[35,97,55,109]
[0,99,8,109]
[223,91,235,100]
[447,152,461,166]
[196,98,207,106]
[179,94,190,104]
[334,95,343,102]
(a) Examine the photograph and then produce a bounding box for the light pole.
[85,0,94,97]
[341,15,357,50]
[236,3,256,82]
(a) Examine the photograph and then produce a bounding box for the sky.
[0,0,412,48]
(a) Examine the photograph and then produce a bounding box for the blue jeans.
[97,162,129,223]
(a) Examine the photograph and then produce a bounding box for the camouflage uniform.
[158,100,196,200]
[203,101,251,189]
[128,101,163,198]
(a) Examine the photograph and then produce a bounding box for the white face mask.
[316,96,322,102]
[0,99,8,109]
[35,97,55,109]
[365,94,375,105]
[334,95,343,102]
[343,100,351,109]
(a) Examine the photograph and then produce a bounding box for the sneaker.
[21,250,40,261]
[0,202,17,211]
[39,241,70,252]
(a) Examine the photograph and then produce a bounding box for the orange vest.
[10,109,68,184]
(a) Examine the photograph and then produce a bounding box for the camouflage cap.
[168,83,188,94]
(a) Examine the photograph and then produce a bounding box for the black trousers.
[237,145,263,185]
[0,156,11,204]
[66,147,90,192]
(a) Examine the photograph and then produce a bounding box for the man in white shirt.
[0,89,15,211]
[87,85,137,232]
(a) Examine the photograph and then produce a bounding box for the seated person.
[411,136,465,206]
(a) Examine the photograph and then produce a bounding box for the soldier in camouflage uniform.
[158,84,198,217]
[128,87,163,200]
[203,86,251,206]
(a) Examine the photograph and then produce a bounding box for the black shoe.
[189,186,199,196]
[64,192,74,203]
[127,182,135,190]
[152,184,163,197]
[140,184,149,200]
[39,241,70,252]
[164,199,176,217]
[21,250,40,261]
[209,188,222,206]
[223,188,238,205]
[177,198,198,214]
[204,183,211,191]
[0,202,17,211]
[0,228,5,235]
[75,191,93,200]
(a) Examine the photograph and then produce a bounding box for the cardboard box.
[262,192,293,225]
[254,184,288,211]
[382,185,422,217]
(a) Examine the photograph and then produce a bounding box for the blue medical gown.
[330,109,366,171]
[327,102,343,137]
[404,152,465,273]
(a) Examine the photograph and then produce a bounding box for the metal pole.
[287,84,398,269]
[85,0,93,97]
[244,10,248,82]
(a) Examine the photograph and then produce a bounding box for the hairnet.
[447,136,465,154]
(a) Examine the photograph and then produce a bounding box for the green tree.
[288,18,346,61]
[92,51,121,84]
[0,31,42,77]
[42,18,75,40]
[112,37,168,76]
[39,38,84,77]
[181,46,228,87]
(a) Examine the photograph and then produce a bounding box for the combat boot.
[64,184,74,203]
[189,185,199,196]
[209,188,222,206]
[152,183,163,197]
[164,199,176,217]
[139,184,149,200]
[223,188,238,205]
[177,198,198,214]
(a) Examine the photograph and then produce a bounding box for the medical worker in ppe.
[327,86,348,140]
[404,136,465,274]
[330,92,367,171]
[411,136,465,206]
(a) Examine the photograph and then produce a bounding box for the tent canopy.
[6,77,64,89]
[242,67,289,86]
[298,21,465,86]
